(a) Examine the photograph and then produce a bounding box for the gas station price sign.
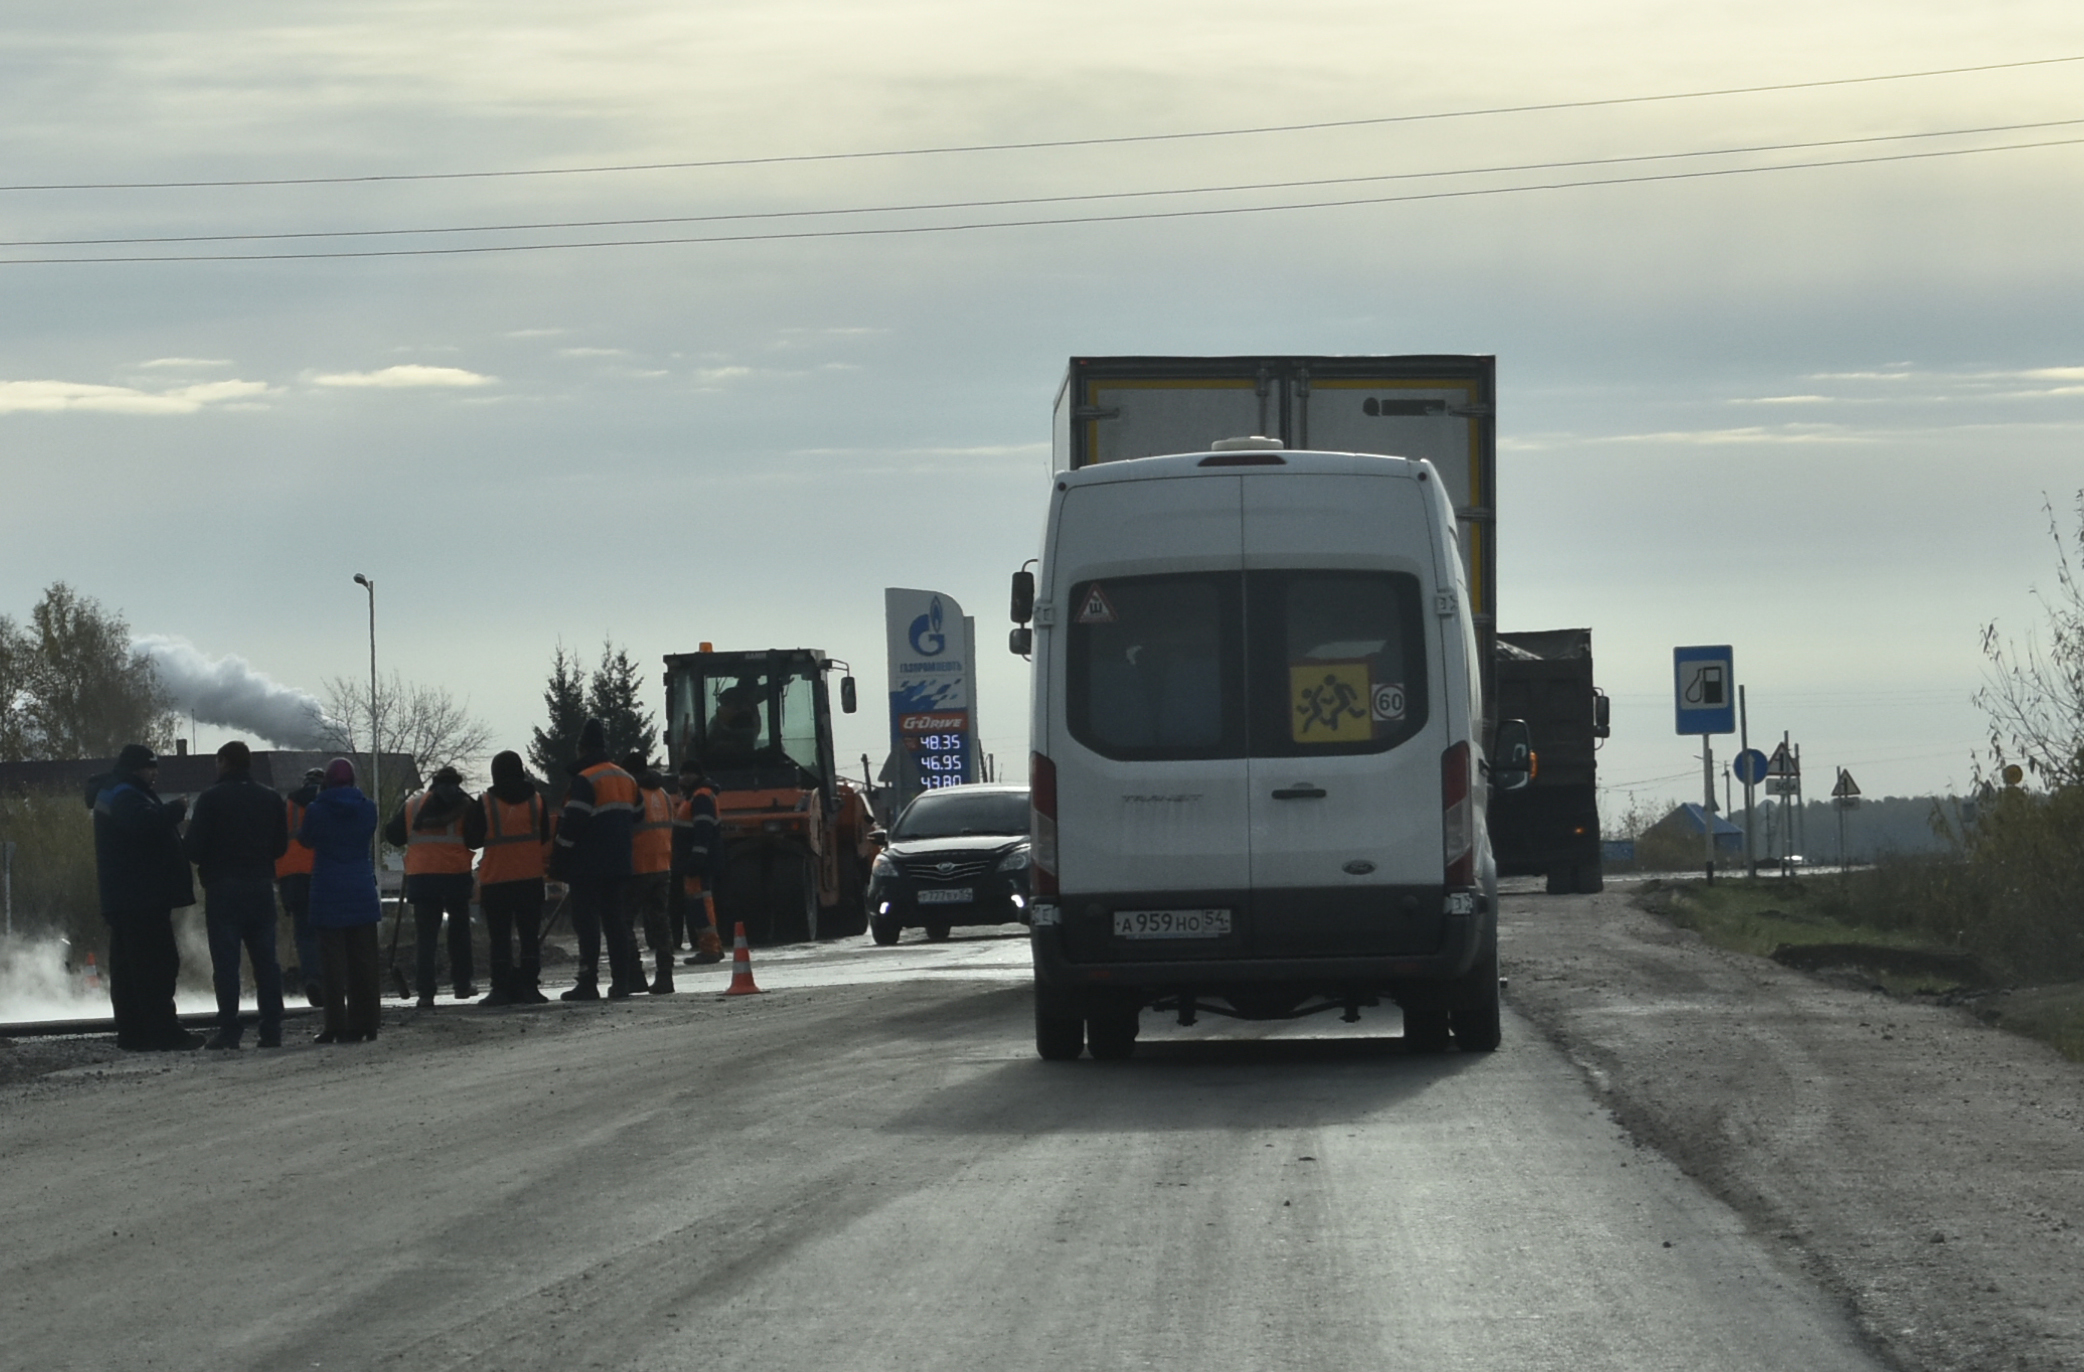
[901,711,972,790]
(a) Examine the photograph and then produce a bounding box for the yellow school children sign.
[1291,663,1372,743]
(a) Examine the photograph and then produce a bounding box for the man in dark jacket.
[183,740,291,1049]
[550,718,641,1000]
[86,744,201,1052]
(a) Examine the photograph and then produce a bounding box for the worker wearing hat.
[550,718,643,999]
[385,763,486,1008]
[83,744,200,1051]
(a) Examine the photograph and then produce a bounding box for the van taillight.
[1031,751,1058,897]
[1442,741,1474,888]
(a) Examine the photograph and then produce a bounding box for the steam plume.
[132,635,334,748]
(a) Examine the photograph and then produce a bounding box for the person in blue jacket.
[84,743,201,1052]
[298,757,384,1043]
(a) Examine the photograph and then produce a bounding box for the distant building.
[1648,802,1746,854]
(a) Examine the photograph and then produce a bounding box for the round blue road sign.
[1733,748,1770,786]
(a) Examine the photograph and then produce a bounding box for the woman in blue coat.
[298,758,384,1043]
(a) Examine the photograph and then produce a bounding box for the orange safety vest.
[632,786,673,875]
[276,795,315,877]
[477,791,547,885]
[403,791,474,876]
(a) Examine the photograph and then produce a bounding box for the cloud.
[1608,425,1874,446]
[311,365,496,388]
[1728,394,1834,406]
[556,347,629,358]
[140,357,233,369]
[0,378,271,415]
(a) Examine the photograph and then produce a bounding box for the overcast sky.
[4,1,2081,816]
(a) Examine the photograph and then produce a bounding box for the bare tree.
[1975,491,2084,789]
[319,671,494,786]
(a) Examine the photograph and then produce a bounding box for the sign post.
[1674,646,1737,883]
[1832,768,1861,870]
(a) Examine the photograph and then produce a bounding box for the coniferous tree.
[529,644,590,783]
[587,641,656,764]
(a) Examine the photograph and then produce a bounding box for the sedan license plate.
[917,887,973,905]
[1113,908,1231,939]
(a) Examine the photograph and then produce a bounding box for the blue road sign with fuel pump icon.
[1673,645,1736,735]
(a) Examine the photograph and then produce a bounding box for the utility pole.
[1740,685,1756,878]
[353,573,380,868]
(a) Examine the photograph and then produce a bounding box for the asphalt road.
[0,923,1885,1372]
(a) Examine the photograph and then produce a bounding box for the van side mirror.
[1592,689,1611,740]
[1009,626,1033,657]
[1492,719,1534,791]
[840,676,858,714]
[1010,569,1035,624]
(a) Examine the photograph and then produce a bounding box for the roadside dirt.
[1502,883,2084,1372]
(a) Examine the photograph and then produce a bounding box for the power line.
[5,133,2078,265]
[8,132,2075,265]
[4,54,2080,194]
[10,117,2074,250]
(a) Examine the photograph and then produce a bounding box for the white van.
[1013,439,1527,1061]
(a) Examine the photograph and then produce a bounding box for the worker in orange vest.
[276,766,326,1007]
[623,752,677,994]
[476,750,552,1006]
[673,755,726,965]
[550,719,643,1000]
[383,765,484,1008]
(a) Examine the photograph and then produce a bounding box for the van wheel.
[1450,929,1502,1053]
[1544,867,1575,895]
[1086,1004,1139,1061]
[870,916,901,946]
[1035,988,1084,1061]
[1575,862,1605,895]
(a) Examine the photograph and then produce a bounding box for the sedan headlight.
[872,852,897,878]
[996,847,1031,872]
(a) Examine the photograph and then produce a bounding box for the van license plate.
[917,888,973,905]
[1113,909,1232,939]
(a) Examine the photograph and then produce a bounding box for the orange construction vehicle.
[662,646,882,944]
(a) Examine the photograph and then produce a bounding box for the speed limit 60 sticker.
[1371,682,1406,722]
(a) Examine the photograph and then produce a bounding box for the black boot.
[560,975,601,1002]
[649,952,675,995]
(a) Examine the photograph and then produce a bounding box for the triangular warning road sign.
[1831,769,1860,799]
[1767,743,1797,777]
[1076,584,1118,625]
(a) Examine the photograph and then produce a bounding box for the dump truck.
[1048,354,1603,887]
[1491,629,1609,892]
[661,646,880,944]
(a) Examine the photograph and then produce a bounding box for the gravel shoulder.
[1502,881,2084,1372]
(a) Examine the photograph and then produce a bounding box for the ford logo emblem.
[1342,859,1377,876]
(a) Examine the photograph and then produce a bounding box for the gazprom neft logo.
[909,596,947,657]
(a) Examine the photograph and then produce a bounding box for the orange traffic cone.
[723,921,763,996]
[84,952,104,993]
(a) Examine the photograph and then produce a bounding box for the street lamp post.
[353,574,379,859]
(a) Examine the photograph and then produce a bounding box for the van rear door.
[1242,470,1445,956]
[1050,473,1252,910]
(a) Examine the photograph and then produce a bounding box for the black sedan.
[867,784,1031,944]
